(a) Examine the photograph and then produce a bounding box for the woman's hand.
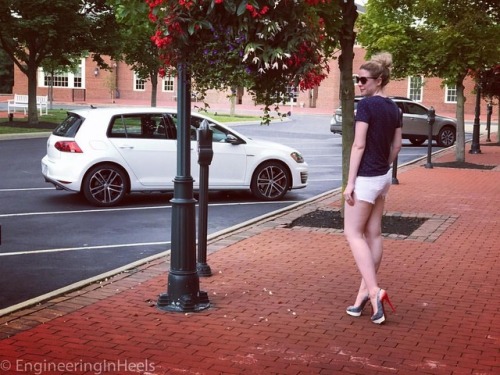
[344,183,355,206]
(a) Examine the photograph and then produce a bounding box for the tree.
[148,0,344,123]
[338,1,358,195]
[0,0,121,125]
[108,0,164,107]
[357,0,499,161]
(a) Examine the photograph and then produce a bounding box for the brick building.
[11,46,490,119]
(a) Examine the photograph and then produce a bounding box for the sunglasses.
[355,76,378,85]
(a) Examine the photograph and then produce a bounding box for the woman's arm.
[344,121,368,205]
[388,127,402,165]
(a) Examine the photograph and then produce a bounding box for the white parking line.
[0,205,169,218]
[0,187,54,192]
[0,241,171,257]
[308,178,342,182]
[0,200,294,218]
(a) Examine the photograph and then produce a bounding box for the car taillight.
[54,141,83,153]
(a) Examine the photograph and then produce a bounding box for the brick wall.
[11,54,493,120]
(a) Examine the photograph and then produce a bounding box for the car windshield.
[53,114,84,137]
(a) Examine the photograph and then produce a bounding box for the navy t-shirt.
[355,96,401,177]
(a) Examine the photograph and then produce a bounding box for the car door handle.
[119,145,134,149]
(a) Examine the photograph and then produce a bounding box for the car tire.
[437,126,456,147]
[82,164,128,207]
[251,161,291,201]
[409,137,426,146]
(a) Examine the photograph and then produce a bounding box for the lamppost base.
[197,262,212,277]
[469,149,482,154]
[156,291,210,312]
[425,163,433,169]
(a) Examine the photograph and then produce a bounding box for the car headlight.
[290,151,304,163]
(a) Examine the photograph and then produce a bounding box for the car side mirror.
[226,134,242,145]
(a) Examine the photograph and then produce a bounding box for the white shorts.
[354,169,392,204]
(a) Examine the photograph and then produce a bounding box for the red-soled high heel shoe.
[371,289,396,324]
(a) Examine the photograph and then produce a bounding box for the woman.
[343,52,402,324]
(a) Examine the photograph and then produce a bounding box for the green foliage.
[358,0,499,81]
[148,0,344,120]
[109,0,162,79]
[0,47,13,93]
[0,0,122,123]
[358,0,499,161]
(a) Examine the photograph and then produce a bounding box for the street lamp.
[469,83,482,154]
[156,62,210,313]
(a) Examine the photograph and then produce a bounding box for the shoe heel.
[371,289,395,324]
[381,291,396,313]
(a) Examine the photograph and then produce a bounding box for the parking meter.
[197,119,213,166]
[427,107,435,125]
[486,103,492,142]
[197,119,213,277]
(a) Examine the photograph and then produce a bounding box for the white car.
[41,107,308,206]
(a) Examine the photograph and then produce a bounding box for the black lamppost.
[469,83,482,154]
[425,107,435,169]
[157,62,210,312]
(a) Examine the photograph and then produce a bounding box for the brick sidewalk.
[0,135,499,374]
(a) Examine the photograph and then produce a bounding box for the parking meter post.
[425,107,435,169]
[392,156,399,184]
[469,85,482,154]
[157,62,210,313]
[392,108,402,184]
[486,102,492,142]
[197,120,214,277]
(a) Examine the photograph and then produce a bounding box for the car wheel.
[437,126,456,147]
[409,137,426,146]
[251,161,291,201]
[82,164,128,207]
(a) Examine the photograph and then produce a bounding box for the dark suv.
[330,96,457,147]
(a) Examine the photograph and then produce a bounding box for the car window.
[168,114,230,142]
[405,102,428,116]
[108,114,170,139]
[53,113,84,137]
[395,102,406,113]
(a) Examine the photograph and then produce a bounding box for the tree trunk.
[229,87,236,116]
[497,104,500,145]
[455,77,466,162]
[151,72,158,107]
[339,1,358,197]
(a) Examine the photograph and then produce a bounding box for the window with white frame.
[445,84,457,103]
[134,73,146,91]
[286,85,298,104]
[163,76,174,92]
[408,76,423,101]
[40,59,84,88]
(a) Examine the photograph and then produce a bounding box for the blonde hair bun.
[371,52,393,70]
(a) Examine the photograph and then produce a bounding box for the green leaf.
[236,1,248,16]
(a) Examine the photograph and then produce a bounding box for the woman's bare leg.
[344,194,386,312]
